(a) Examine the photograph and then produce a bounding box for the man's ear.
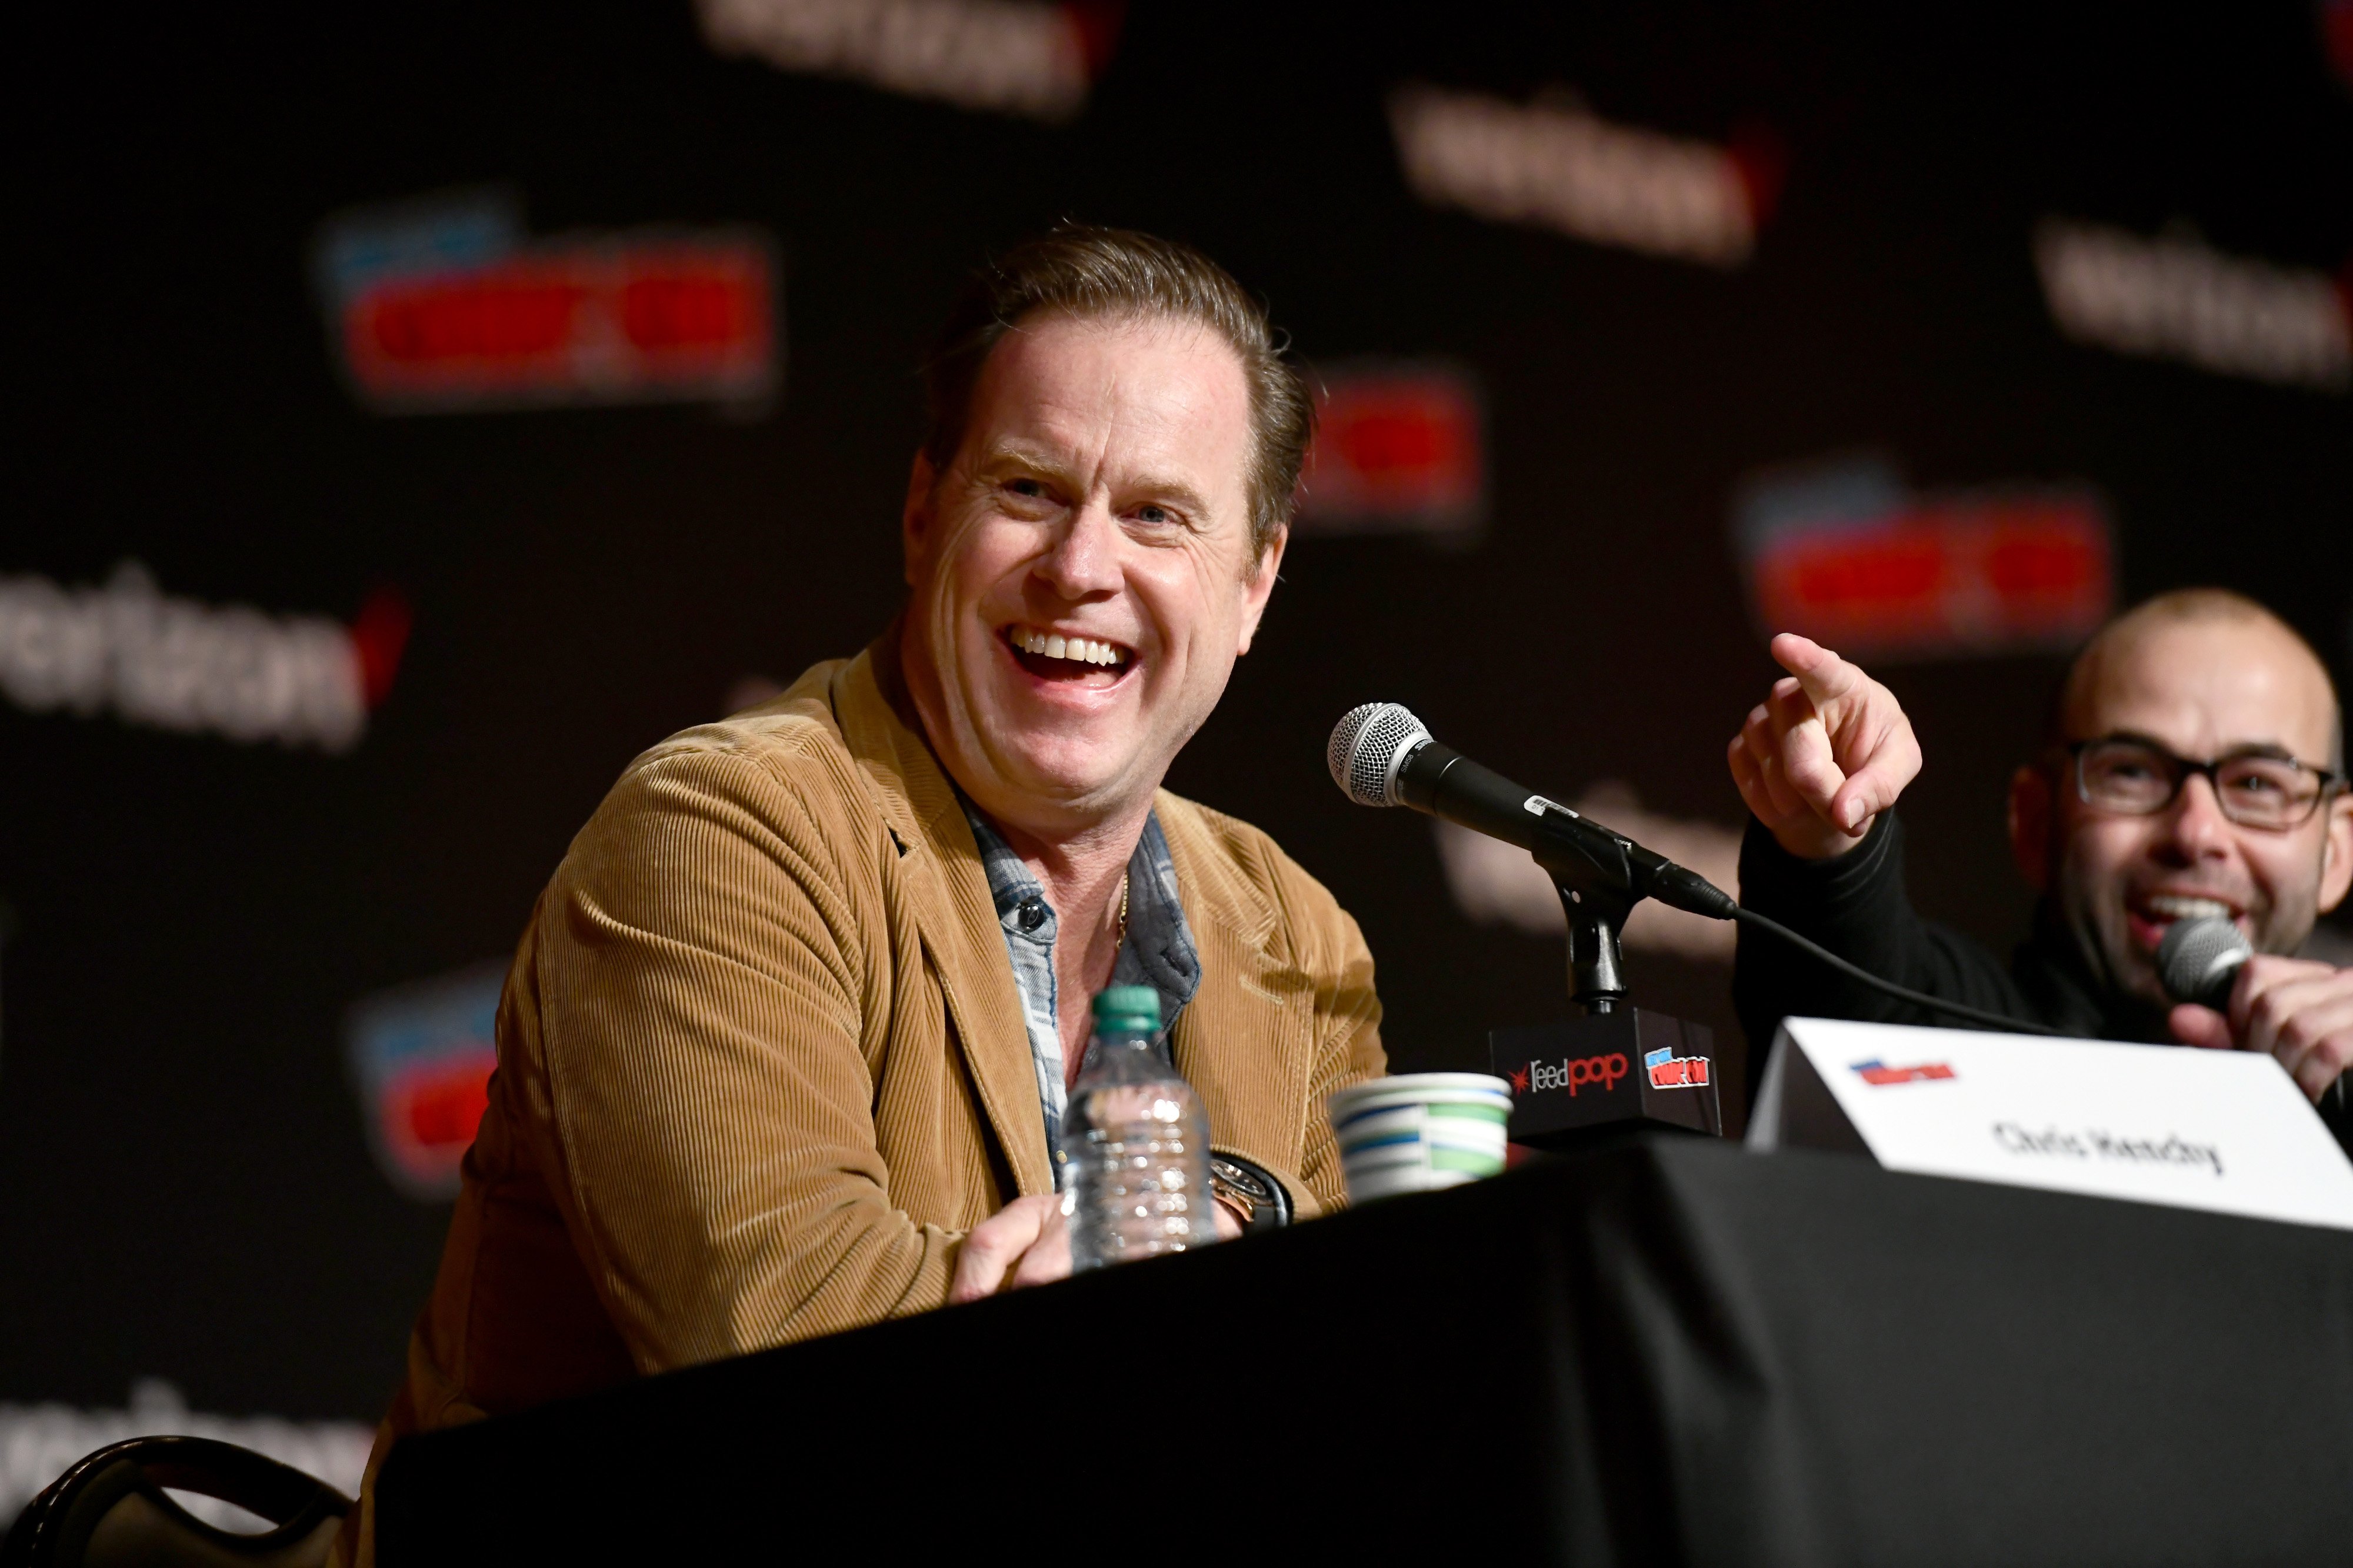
[1235,524,1287,656]
[901,452,938,589]
[2318,791,2353,915]
[2008,763,2053,894]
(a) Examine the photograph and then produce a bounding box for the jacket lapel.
[1158,796,1315,1165]
[830,649,1054,1196]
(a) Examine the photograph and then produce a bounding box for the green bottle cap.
[1092,985,1162,1033]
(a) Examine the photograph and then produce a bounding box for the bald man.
[1728,589,2353,1153]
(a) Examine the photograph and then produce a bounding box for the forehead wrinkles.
[968,316,1247,492]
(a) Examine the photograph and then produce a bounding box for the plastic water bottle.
[1064,985,1215,1270]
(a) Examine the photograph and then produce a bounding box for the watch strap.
[1208,1152,1291,1233]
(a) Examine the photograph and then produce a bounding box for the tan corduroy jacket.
[339,643,1385,1561]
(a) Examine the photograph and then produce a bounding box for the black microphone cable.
[1327,702,2065,1037]
[1731,907,2062,1036]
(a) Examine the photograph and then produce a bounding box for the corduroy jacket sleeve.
[510,737,962,1371]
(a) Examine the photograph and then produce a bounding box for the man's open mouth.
[2125,890,2247,949]
[1004,623,1135,688]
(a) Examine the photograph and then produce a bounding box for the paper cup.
[1329,1072,1512,1204]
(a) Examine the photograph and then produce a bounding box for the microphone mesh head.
[1328,702,1431,807]
[2155,915,2252,1007]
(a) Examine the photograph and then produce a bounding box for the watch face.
[1209,1156,1272,1205]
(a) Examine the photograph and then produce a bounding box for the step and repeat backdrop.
[3,0,2349,1507]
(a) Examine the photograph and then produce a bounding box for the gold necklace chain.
[1116,870,1129,950]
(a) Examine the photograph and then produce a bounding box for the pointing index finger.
[1771,632,1865,709]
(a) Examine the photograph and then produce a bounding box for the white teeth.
[1012,626,1125,668]
[2148,895,2234,920]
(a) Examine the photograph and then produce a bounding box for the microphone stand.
[1494,819,1722,1146]
[1544,861,1631,1013]
[1528,812,1637,1013]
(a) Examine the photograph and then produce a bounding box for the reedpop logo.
[1507,1051,1629,1097]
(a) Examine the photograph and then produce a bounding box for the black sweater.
[1731,810,2353,1156]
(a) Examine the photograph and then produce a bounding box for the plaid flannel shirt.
[961,802,1202,1187]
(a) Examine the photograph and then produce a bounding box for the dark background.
[2,1,2347,1426]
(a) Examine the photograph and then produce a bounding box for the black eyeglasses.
[2066,736,2343,831]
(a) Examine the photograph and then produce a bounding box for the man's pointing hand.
[1726,633,1923,861]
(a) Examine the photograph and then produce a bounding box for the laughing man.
[1727,590,2353,1153]
[338,225,1387,1563]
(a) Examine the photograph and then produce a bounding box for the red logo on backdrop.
[315,191,778,413]
[1735,458,2112,659]
[1296,362,1485,541]
[346,963,507,1200]
[1851,1058,1957,1086]
[343,243,772,410]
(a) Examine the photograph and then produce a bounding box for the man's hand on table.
[2169,956,2353,1103]
[949,1195,1071,1302]
[948,1182,1249,1303]
[1727,633,1923,862]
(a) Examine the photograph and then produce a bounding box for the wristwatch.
[1208,1153,1291,1235]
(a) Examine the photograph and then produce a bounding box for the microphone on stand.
[1327,702,1729,1143]
[1326,701,2062,1039]
[1327,702,1737,922]
[2157,916,2252,1011]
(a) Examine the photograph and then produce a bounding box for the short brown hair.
[920,223,1312,560]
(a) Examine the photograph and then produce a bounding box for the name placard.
[1748,1017,2353,1230]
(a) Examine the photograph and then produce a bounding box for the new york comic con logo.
[1644,1045,1711,1089]
[1851,1058,1957,1086]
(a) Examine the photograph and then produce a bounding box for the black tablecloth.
[376,1137,2353,1565]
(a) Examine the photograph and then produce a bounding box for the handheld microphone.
[2156,916,2252,1011]
[1327,702,1738,920]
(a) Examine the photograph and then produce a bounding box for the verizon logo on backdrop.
[1389,85,1782,268]
[1295,361,1487,542]
[1733,457,2114,660]
[0,562,407,752]
[697,0,1124,122]
[315,190,778,414]
[2034,218,2351,393]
